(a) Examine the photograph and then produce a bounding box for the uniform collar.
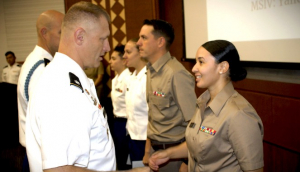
[147,52,171,73]
[197,82,235,116]
[133,66,147,80]
[34,45,54,61]
[54,52,91,89]
[116,68,130,82]
[8,63,18,69]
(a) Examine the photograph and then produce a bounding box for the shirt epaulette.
[69,72,83,93]
[3,65,8,68]
[44,58,50,66]
[17,64,21,67]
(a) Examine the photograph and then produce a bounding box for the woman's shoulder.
[225,91,261,122]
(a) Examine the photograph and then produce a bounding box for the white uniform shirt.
[111,68,131,118]
[26,53,116,172]
[17,45,53,147]
[2,63,21,84]
[125,66,148,140]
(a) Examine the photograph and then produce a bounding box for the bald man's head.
[36,10,64,56]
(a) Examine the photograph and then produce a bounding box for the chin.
[127,63,132,68]
[196,83,205,89]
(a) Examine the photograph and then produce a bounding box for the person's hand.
[142,152,150,166]
[129,166,150,172]
[148,150,170,171]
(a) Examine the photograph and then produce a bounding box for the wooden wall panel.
[233,78,300,99]
[271,97,300,152]
[263,142,300,172]
[124,0,156,40]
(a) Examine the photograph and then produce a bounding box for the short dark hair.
[114,44,125,58]
[63,1,110,29]
[202,40,247,81]
[143,19,174,50]
[5,51,15,58]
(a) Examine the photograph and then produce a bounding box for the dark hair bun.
[230,67,247,81]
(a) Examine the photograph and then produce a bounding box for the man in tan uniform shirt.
[137,19,197,172]
[84,61,104,99]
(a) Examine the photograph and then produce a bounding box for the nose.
[192,63,197,73]
[136,37,142,46]
[103,39,111,53]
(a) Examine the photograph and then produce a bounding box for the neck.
[37,38,52,56]
[148,49,168,65]
[59,39,83,69]
[116,68,126,76]
[208,80,230,105]
[134,61,146,75]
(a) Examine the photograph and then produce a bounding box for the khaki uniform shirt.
[186,82,264,172]
[84,62,104,98]
[84,62,104,82]
[147,52,196,142]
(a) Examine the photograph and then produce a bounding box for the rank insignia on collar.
[69,72,83,93]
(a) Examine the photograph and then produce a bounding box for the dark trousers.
[22,152,30,172]
[100,97,114,134]
[113,118,131,170]
[128,135,146,162]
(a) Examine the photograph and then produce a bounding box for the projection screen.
[183,0,300,63]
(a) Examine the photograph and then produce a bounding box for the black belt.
[151,138,185,151]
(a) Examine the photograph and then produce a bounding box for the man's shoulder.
[22,46,50,67]
[164,57,189,73]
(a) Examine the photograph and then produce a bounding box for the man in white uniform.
[26,2,114,172]
[26,2,149,172]
[17,10,64,148]
[16,9,64,172]
[2,51,21,84]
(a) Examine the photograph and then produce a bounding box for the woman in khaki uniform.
[148,40,264,172]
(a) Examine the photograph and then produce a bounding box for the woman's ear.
[219,61,229,74]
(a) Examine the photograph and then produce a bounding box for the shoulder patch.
[3,65,8,68]
[44,58,50,66]
[69,72,83,93]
